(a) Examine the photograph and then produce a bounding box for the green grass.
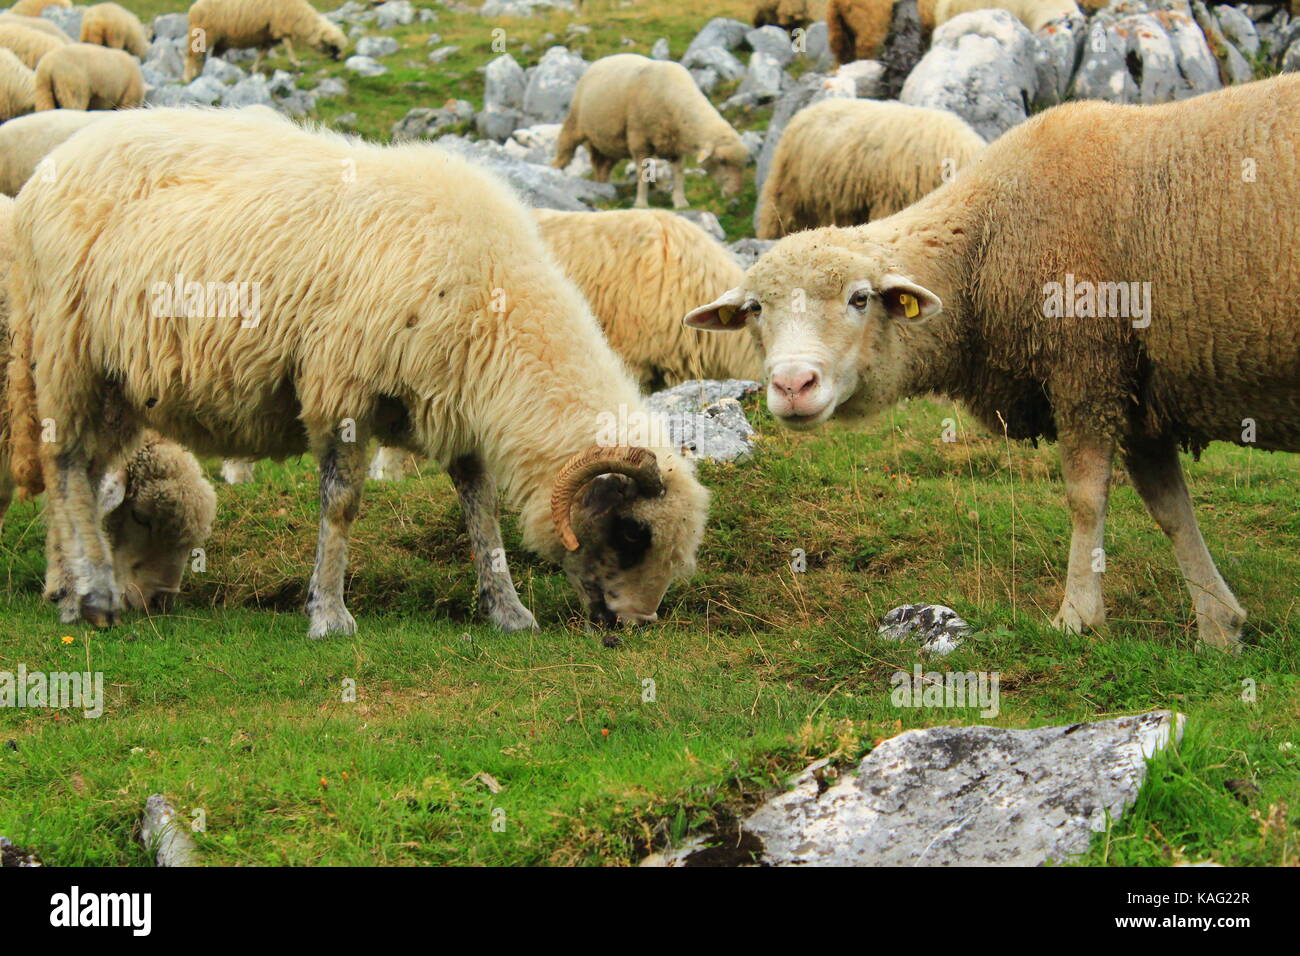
[2,399,1297,865]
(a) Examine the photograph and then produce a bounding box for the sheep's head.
[312,18,348,60]
[684,230,943,429]
[699,138,748,198]
[545,446,708,631]
[99,439,217,613]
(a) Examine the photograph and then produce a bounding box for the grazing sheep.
[0,195,216,613]
[7,107,710,637]
[0,47,35,122]
[686,75,1300,651]
[0,13,73,40]
[183,0,349,82]
[757,98,986,239]
[555,53,749,209]
[754,0,827,28]
[826,0,894,64]
[34,42,143,110]
[0,109,103,196]
[80,3,149,58]
[0,20,68,69]
[920,0,1082,32]
[7,0,69,16]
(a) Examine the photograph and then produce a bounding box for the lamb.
[0,109,103,196]
[753,0,827,28]
[34,42,143,111]
[685,74,1300,651]
[7,0,69,16]
[0,195,216,613]
[79,2,149,58]
[757,98,986,239]
[555,53,749,209]
[919,0,1082,32]
[0,20,68,69]
[183,0,349,82]
[0,47,35,122]
[368,208,765,482]
[7,106,710,637]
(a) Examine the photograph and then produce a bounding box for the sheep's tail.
[7,274,45,498]
[32,67,55,112]
[554,112,579,170]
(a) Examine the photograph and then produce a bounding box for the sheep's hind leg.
[447,454,538,632]
[670,158,689,209]
[221,459,256,485]
[305,440,367,638]
[632,152,651,208]
[280,37,300,67]
[1124,439,1245,652]
[1051,433,1113,635]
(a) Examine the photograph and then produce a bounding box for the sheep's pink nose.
[772,368,819,398]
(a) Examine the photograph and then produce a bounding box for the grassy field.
[2,398,1297,865]
[0,0,1295,867]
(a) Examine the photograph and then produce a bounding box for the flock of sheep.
[0,0,1295,657]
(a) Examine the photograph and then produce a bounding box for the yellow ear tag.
[899,293,919,319]
[718,306,734,326]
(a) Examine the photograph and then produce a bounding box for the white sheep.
[0,109,103,196]
[757,98,986,239]
[34,42,143,111]
[0,20,68,69]
[7,0,69,16]
[0,195,216,613]
[922,0,1082,32]
[7,106,710,637]
[555,53,749,209]
[0,46,35,122]
[686,74,1300,651]
[79,2,149,58]
[183,0,349,81]
[0,12,73,40]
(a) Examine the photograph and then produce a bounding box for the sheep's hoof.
[307,602,357,639]
[80,592,118,629]
[1050,600,1104,636]
[490,603,539,633]
[1196,617,1245,654]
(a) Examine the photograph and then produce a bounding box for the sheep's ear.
[696,145,713,164]
[97,470,127,517]
[684,287,748,332]
[879,274,942,322]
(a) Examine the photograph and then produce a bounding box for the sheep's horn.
[550,446,664,551]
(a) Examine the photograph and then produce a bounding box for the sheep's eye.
[742,300,761,317]
[848,290,872,311]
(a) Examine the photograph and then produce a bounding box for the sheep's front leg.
[670,158,689,209]
[1125,439,1245,652]
[305,441,367,638]
[633,152,651,208]
[280,37,300,67]
[49,452,119,627]
[250,48,265,74]
[1051,433,1113,635]
[447,454,538,632]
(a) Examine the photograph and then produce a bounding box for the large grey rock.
[1215,4,1260,56]
[392,100,475,140]
[729,49,787,105]
[876,0,926,99]
[682,44,746,82]
[483,52,526,111]
[901,10,1039,141]
[345,55,388,77]
[40,5,80,39]
[143,36,186,82]
[374,0,416,29]
[1073,4,1223,103]
[151,12,189,40]
[522,46,587,123]
[220,74,275,108]
[1033,14,1085,106]
[435,134,616,210]
[501,123,591,176]
[1285,37,1300,71]
[356,35,399,58]
[201,55,246,85]
[650,711,1185,866]
[314,77,348,98]
[645,381,763,463]
[651,37,671,60]
[878,604,972,655]
[683,17,750,62]
[183,74,225,105]
[1191,1,1255,84]
[798,20,834,70]
[480,0,576,15]
[746,25,795,67]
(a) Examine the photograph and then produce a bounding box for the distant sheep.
[0,195,216,614]
[687,75,1300,651]
[80,3,149,58]
[34,42,143,110]
[757,98,986,238]
[0,12,73,40]
[754,0,827,28]
[7,0,69,16]
[0,109,103,196]
[183,0,349,81]
[0,47,35,122]
[7,107,709,636]
[556,53,749,209]
[919,0,1082,32]
[0,20,68,69]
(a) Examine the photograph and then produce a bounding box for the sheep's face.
[109,518,190,613]
[546,451,708,630]
[700,141,747,198]
[313,20,348,60]
[684,234,942,429]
